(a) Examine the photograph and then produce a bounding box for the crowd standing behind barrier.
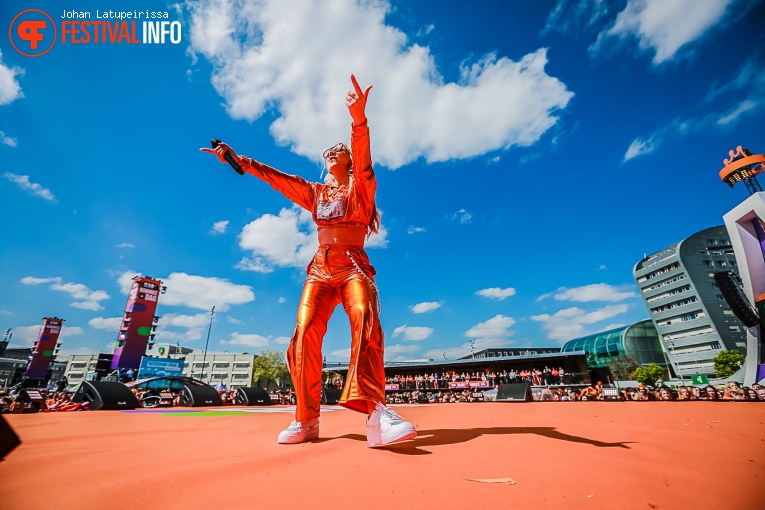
[2,376,763,413]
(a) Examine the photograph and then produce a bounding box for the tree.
[713,350,745,378]
[252,349,289,389]
[633,363,666,387]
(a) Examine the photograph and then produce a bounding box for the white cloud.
[542,0,610,36]
[410,301,441,314]
[277,297,286,304]
[162,312,212,328]
[238,206,317,272]
[364,221,389,249]
[599,264,607,270]
[407,226,426,234]
[716,99,757,126]
[220,332,271,348]
[226,316,242,324]
[440,337,514,360]
[61,326,84,338]
[21,276,110,310]
[3,173,56,201]
[464,314,516,342]
[20,276,58,285]
[186,0,573,170]
[329,347,351,360]
[384,343,420,360]
[160,273,254,312]
[475,287,516,300]
[235,257,274,273]
[623,137,655,162]
[0,50,23,105]
[274,336,290,345]
[392,325,434,341]
[622,54,765,162]
[0,131,17,147]
[452,209,472,224]
[545,283,638,302]
[153,329,204,342]
[212,220,229,234]
[531,304,630,342]
[88,317,123,331]
[590,0,738,65]
[116,243,135,249]
[9,324,83,348]
[116,270,255,312]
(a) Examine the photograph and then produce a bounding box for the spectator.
[635,385,651,401]
[704,385,719,400]
[659,386,675,401]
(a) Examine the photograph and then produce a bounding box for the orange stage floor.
[1,402,764,510]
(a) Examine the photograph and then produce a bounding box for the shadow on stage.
[319,426,634,455]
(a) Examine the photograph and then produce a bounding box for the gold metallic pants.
[286,245,385,422]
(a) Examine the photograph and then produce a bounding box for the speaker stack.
[72,381,139,410]
[714,271,760,327]
[179,383,222,407]
[235,387,273,406]
[495,382,532,402]
[322,388,342,405]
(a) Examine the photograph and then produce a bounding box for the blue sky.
[2,0,764,361]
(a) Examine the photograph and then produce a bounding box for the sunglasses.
[323,143,349,160]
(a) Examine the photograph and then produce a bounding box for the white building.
[58,344,259,390]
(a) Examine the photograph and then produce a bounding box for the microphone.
[211,139,244,175]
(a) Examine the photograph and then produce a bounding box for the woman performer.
[202,75,416,447]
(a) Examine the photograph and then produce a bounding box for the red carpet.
[1,403,764,509]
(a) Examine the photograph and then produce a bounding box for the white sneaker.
[366,405,417,447]
[277,419,319,444]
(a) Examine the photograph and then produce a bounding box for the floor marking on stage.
[163,411,261,417]
[206,405,348,414]
[122,409,205,413]
[119,405,351,415]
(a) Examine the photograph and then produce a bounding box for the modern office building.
[179,352,257,388]
[633,226,747,377]
[147,345,257,389]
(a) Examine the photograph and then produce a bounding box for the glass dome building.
[561,320,668,370]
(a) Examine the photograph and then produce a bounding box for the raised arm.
[201,142,315,211]
[347,74,373,182]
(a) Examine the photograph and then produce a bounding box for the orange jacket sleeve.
[350,120,376,203]
[242,159,316,211]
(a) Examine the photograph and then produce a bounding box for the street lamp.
[200,306,215,384]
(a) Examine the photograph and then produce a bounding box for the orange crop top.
[243,122,376,231]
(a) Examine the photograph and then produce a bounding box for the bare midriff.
[318,225,367,247]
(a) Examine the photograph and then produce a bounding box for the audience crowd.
[2,376,763,413]
[0,388,90,413]
[379,367,574,390]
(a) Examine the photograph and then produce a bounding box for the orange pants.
[286,245,385,422]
